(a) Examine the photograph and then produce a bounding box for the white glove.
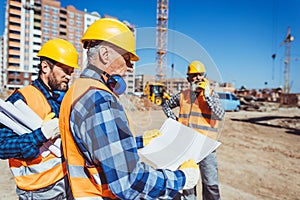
[179,159,200,190]
[41,118,60,140]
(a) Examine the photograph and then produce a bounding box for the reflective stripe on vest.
[9,85,66,190]
[178,89,219,139]
[59,78,117,199]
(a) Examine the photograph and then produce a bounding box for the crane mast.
[156,0,169,83]
[280,27,294,93]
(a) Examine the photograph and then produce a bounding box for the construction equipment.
[143,82,170,106]
[280,26,294,94]
[156,0,169,82]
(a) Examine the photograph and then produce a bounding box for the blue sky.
[1,0,300,92]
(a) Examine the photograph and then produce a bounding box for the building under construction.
[0,0,136,94]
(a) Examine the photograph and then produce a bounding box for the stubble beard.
[48,73,68,91]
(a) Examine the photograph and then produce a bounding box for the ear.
[99,45,109,65]
[40,60,50,74]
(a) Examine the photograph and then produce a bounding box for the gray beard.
[190,82,199,91]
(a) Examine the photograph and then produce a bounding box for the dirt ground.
[0,105,299,200]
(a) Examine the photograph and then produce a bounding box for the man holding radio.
[162,60,225,200]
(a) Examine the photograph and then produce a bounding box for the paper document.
[0,99,61,158]
[139,118,221,170]
[0,112,29,134]
[13,100,43,130]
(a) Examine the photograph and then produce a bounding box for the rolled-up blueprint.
[0,98,61,158]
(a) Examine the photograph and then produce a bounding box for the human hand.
[199,78,210,97]
[41,113,60,140]
[178,159,200,190]
[143,129,162,146]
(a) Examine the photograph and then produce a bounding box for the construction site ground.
[0,100,299,199]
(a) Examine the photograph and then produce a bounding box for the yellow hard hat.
[81,18,139,61]
[187,60,206,74]
[37,38,79,69]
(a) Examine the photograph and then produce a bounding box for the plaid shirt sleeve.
[162,92,181,120]
[205,91,225,120]
[70,89,185,199]
[0,91,47,159]
[135,136,144,149]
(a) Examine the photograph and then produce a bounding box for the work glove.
[41,113,60,140]
[199,78,211,97]
[179,159,200,190]
[143,129,162,146]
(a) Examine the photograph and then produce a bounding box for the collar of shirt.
[80,67,105,84]
[33,78,54,101]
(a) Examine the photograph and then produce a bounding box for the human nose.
[127,66,134,73]
[65,74,71,81]
[197,74,205,81]
[193,75,200,81]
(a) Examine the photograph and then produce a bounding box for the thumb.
[43,112,56,122]
[144,129,162,139]
[179,159,198,170]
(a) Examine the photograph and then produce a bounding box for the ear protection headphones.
[104,72,127,95]
[87,64,127,95]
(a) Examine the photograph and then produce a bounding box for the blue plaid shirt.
[69,68,185,199]
[0,79,60,159]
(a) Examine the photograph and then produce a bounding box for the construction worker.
[0,38,79,199]
[59,18,200,199]
[162,60,225,200]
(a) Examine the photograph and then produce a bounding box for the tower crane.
[280,26,294,93]
[156,0,169,83]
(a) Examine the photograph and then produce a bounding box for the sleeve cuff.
[175,169,186,189]
[32,127,48,145]
[135,135,144,149]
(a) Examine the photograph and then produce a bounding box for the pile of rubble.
[238,95,280,112]
[235,86,300,112]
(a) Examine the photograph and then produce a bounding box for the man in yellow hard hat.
[59,18,200,199]
[162,60,225,200]
[0,38,78,199]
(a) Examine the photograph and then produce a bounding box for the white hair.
[86,44,101,65]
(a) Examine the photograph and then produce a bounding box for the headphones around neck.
[87,64,127,95]
[104,72,127,96]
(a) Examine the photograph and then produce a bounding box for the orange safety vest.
[178,89,219,139]
[59,78,118,199]
[9,85,66,190]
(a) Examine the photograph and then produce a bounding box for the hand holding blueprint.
[0,98,62,158]
[139,118,221,170]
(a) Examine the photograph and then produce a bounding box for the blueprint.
[139,118,221,170]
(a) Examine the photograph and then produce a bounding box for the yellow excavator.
[143,82,170,106]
